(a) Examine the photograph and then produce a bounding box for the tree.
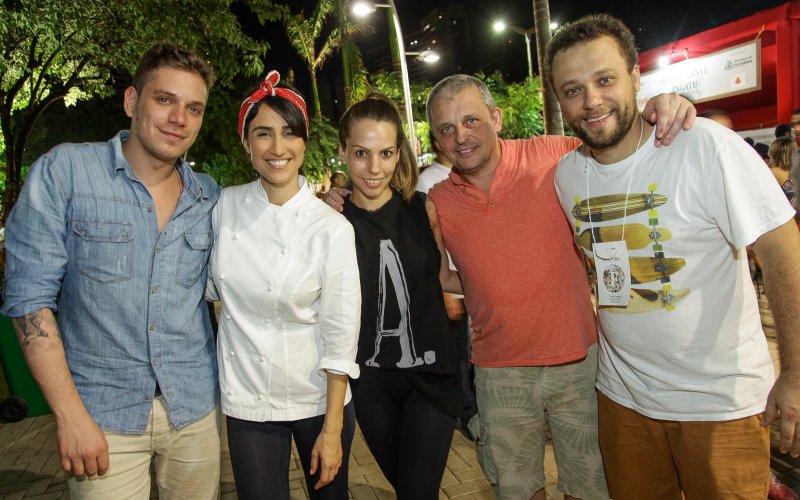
[475,70,546,139]
[532,0,563,135]
[282,0,369,117]
[336,0,370,108]
[0,0,280,221]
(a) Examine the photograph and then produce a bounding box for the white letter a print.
[365,240,434,368]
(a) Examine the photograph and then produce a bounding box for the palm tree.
[532,0,563,135]
[283,0,369,117]
[336,0,370,107]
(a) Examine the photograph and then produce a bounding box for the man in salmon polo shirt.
[425,76,695,499]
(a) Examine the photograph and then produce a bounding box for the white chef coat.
[207,177,361,422]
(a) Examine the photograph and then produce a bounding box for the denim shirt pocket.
[176,230,212,288]
[71,220,134,284]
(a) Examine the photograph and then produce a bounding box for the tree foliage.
[369,71,432,121]
[475,71,546,139]
[282,0,370,118]
[0,0,281,220]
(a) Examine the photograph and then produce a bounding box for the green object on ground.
[0,315,50,419]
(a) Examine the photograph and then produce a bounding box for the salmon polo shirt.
[428,136,597,367]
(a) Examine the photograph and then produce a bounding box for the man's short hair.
[426,74,497,126]
[698,109,729,120]
[775,124,794,139]
[545,14,639,86]
[133,43,215,93]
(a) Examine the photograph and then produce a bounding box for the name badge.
[592,241,631,307]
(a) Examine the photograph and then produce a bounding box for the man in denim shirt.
[1,44,222,499]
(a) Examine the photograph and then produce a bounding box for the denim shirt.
[1,131,221,433]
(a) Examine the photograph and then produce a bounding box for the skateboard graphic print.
[572,183,688,313]
[576,223,673,252]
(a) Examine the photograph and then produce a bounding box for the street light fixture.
[493,20,535,80]
[351,0,417,151]
[408,49,440,63]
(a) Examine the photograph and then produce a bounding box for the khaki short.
[469,344,608,499]
[598,392,769,500]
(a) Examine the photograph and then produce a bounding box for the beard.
[571,98,638,151]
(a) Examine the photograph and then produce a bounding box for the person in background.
[1,44,221,499]
[790,109,800,146]
[337,94,462,499]
[698,108,733,129]
[206,70,361,500]
[331,171,349,190]
[416,129,478,435]
[769,137,799,219]
[776,124,795,141]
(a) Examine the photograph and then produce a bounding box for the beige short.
[469,344,608,499]
[69,398,221,500]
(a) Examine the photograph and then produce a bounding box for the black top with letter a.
[343,190,461,417]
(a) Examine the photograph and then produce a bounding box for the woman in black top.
[337,95,463,498]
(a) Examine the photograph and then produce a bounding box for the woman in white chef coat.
[206,70,361,500]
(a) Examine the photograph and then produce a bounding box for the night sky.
[260,0,785,115]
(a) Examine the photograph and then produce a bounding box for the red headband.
[237,70,309,143]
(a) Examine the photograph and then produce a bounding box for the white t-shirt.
[554,118,794,421]
[207,177,361,422]
[417,161,451,194]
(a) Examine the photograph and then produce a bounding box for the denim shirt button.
[149,324,156,331]
[151,287,158,295]
[155,247,161,254]
[145,395,152,401]
[151,359,159,366]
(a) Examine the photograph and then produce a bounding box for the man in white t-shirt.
[416,132,477,432]
[546,14,800,499]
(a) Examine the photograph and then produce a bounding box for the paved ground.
[0,294,798,499]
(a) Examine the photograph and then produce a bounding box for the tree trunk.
[532,0,563,136]
[310,69,322,118]
[337,0,354,108]
[2,146,21,225]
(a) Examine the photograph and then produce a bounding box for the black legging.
[226,402,356,500]
[352,367,456,499]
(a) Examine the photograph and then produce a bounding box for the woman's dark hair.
[338,94,418,200]
[242,87,309,143]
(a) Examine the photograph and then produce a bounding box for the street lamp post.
[351,0,417,152]
[493,21,535,80]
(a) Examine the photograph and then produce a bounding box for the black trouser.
[450,312,477,422]
[352,368,456,499]
[226,403,356,500]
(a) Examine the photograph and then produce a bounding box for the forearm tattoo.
[13,312,60,351]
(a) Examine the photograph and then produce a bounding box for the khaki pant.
[69,398,221,500]
[598,391,769,500]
